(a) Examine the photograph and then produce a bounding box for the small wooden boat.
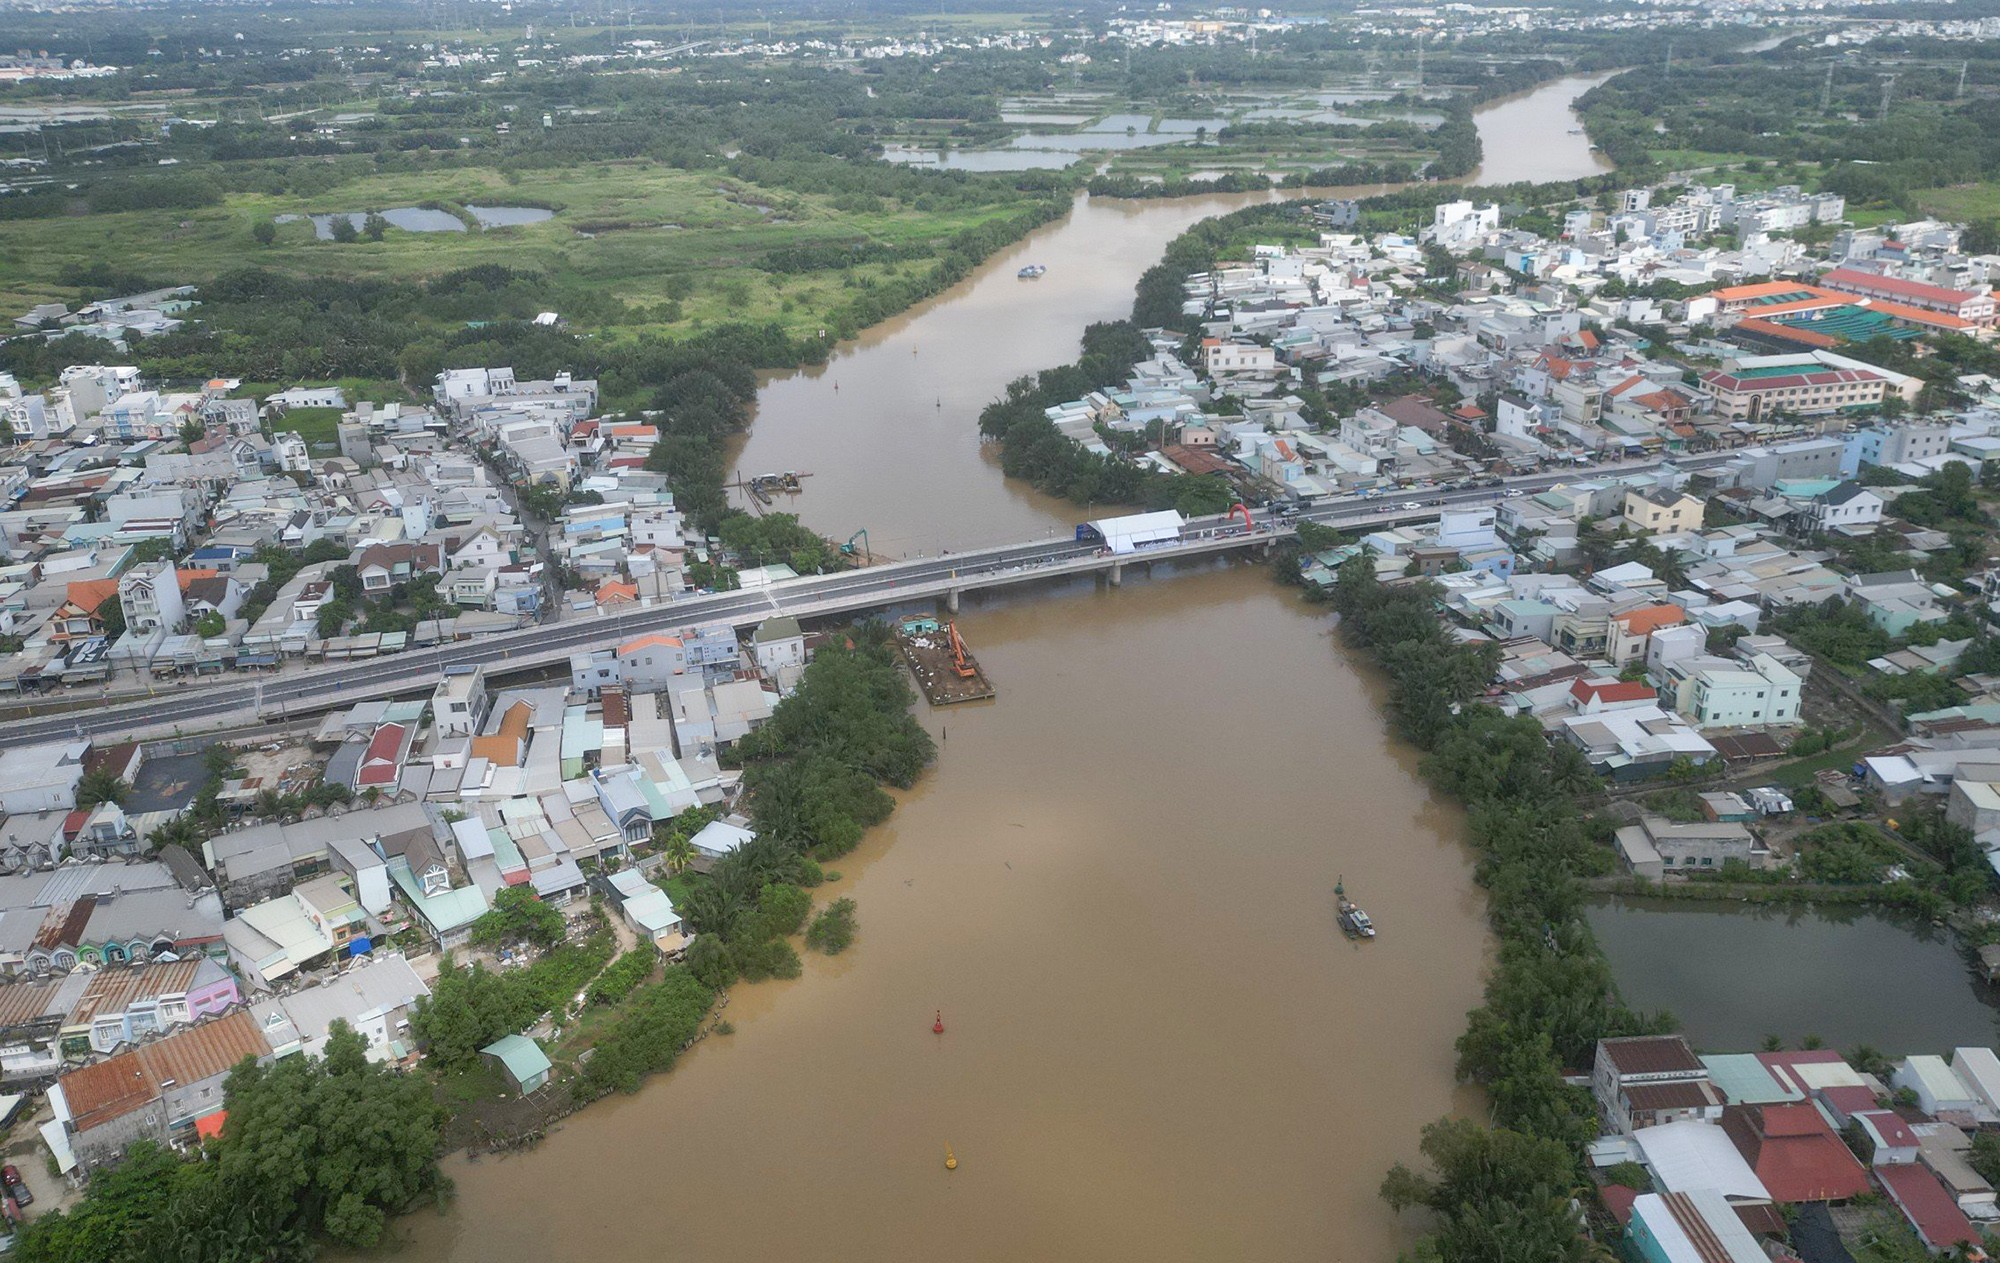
[1017,264,1047,279]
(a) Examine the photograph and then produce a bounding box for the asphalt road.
[1,452,1733,748]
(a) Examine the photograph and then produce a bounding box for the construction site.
[893,616,996,706]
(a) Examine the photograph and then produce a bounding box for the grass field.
[0,160,1038,342]
[1913,183,2000,222]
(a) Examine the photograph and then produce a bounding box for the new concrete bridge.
[0,454,1734,749]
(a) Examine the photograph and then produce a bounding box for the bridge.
[0,454,1733,749]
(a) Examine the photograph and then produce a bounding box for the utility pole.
[1879,73,1895,123]
[1664,41,1674,75]
[1958,60,1969,98]
[1820,62,1834,113]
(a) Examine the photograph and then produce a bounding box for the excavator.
[947,622,977,679]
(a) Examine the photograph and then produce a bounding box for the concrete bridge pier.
[1109,560,1123,586]
[945,588,961,614]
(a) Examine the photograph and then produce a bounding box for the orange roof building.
[470,700,533,768]
[54,1009,270,1167]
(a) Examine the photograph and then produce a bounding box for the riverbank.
[357,563,1493,1263]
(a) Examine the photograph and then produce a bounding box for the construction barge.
[894,617,996,706]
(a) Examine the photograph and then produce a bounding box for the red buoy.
[933,1010,945,1035]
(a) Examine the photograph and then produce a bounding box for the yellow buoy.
[945,1143,958,1171]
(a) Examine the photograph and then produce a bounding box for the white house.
[1677,653,1803,729]
[1800,482,1884,536]
[117,561,186,635]
[751,617,805,675]
[1895,1055,1979,1117]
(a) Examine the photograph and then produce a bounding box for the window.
[1701,857,1714,866]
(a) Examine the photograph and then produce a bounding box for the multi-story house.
[117,561,186,635]
[1592,1035,1721,1135]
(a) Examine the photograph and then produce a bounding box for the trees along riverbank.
[1279,538,1672,1261]
[17,629,934,1261]
[15,1024,445,1263]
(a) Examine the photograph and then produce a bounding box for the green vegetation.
[17,1022,443,1260]
[1578,38,2000,230]
[1318,557,1667,1262]
[584,949,656,1009]
[571,968,714,1102]
[731,628,936,858]
[807,898,859,955]
[469,886,566,952]
[410,934,618,1068]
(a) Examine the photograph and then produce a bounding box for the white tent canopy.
[1086,510,1185,555]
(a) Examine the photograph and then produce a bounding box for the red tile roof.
[1877,1162,1978,1251]
[1855,1110,1917,1150]
[1600,1184,1640,1227]
[357,723,407,788]
[1822,267,1979,307]
[1721,1103,1870,1203]
[1571,678,1657,705]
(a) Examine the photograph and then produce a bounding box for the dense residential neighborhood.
[11,4,2000,1239]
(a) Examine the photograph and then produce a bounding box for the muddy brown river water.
[368,76,1614,1262]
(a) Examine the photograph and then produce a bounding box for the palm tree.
[662,832,695,875]
[1546,744,1599,798]
[681,883,744,939]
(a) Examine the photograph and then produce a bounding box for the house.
[1625,1190,1768,1263]
[354,542,443,596]
[117,562,185,635]
[1896,1055,1978,1118]
[1720,1103,1870,1203]
[56,957,238,1059]
[50,1009,272,1170]
[0,860,225,977]
[222,873,364,990]
[1846,570,1948,636]
[482,1032,551,1094]
[1614,815,1766,878]
[1594,1036,1716,1135]
[605,869,689,955]
[1608,604,1687,667]
[249,953,428,1064]
[689,817,755,861]
[1674,654,1804,729]
[1631,1120,1770,1202]
[1914,1124,1998,1219]
[751,617,805,675]
[432,665,489,740]
[1876,1163,1981,1254]
[1853,1111,1921,1166]
[1798,482,1884,536]
[50,578,120,643]
[616,634,687,692]
[1623,489,1705,536]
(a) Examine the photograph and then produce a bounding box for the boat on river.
[1017,264,1047,279]
[1335,877,1376,939]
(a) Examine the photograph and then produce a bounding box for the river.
[371,75,1619,1263]
[1466,72,1618,187]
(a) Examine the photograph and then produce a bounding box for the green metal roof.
[481,1033,551,1084]
[1773,307,1919,343]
